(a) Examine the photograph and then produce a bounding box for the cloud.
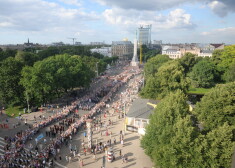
[0,22,13,27]
[96,0,195,11]
[0,0,99,32]
[208,1,228,17]
[200,27,235,43]
[59,0,82,7]
[96,0,235,17]
[103,8,195,32]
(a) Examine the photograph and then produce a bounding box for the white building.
[90,47,112,57]
[162,45,181,59]
[198,50,213,57]
[161,43,223,59]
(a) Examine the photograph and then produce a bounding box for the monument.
[131,39,139,67]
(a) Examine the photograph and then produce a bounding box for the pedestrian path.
[0,137,6,156]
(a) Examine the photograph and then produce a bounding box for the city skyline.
[0,0,235,45]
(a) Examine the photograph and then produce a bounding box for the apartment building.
[111,40,133,60]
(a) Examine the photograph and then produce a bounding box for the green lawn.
[5,106,24,117]
[187,87,211,95]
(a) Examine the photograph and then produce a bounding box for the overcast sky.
[0,0,235,45]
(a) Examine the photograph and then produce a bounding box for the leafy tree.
[140,76,158,99]
[143,50,161,62]
[223,60,235,82]
[0,57,24,105]
[91,52,104,59]
[199,123,235,168]
[0,48,17,62]
[37,47,60,60]
[178,52,202,74]
[217,45,235,71]
[212,49,223,65]
[102,56,119,65]
[21,54,94,105]
[193,82,235,131]
[189,59,219,88]
[142,90,199,168]
[15,51,39,66]
[141,60,189,99]
[212,45,235,82]
[81,56,107,75]
[144,54,170,79]
[142,88,235,168]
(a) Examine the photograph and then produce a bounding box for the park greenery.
[0,45,118,108]
[141,45,235,168]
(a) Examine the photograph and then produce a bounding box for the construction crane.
[67,37,77,45]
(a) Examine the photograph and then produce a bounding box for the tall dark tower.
[28,38,29,44]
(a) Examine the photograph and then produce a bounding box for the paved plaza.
[58,107,153,168]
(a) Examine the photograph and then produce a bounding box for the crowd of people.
[0,65,141,168]
[76,70,143,165]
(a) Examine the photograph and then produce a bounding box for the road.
[0,64,153,168]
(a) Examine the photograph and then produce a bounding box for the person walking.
[121,139,124,147]
[73,150,76,157]
[84,148,86,156]
[93,153,96,161]
[114,137,116,145]
[79,158,84,167]
[122,155,125,164]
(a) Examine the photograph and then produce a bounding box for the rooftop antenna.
[67,37,77,45]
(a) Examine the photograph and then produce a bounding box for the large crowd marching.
[0,66,142,168]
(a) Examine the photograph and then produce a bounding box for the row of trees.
[141,45,235,167]
[142,84,235,167]
[21,54,94,105]
[0,46,119,107]
[141,45,235,99]
[0,45,119,66]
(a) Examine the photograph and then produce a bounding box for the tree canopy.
[141,60,189,99]
[0,48,17,62]
[189,59,219,88]
[212,45,235,82]
[142,87,235,168]
[178,52,202,74]
[21,54,94,105]
[144,54,170,79]
[193,82,235,131]
[0,45,118,107]
[15,51,39,66]
[0,57,24,105]
[223,60,235,82]
[142,90,199,168]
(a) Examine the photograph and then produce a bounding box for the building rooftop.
[127,98,157,119]
[165,49,180,52]
[200,50,213,54]
[112,41,132,45]
[210,43,224,48]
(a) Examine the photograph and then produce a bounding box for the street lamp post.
[26,91,30,113]
[96,62,99,77]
